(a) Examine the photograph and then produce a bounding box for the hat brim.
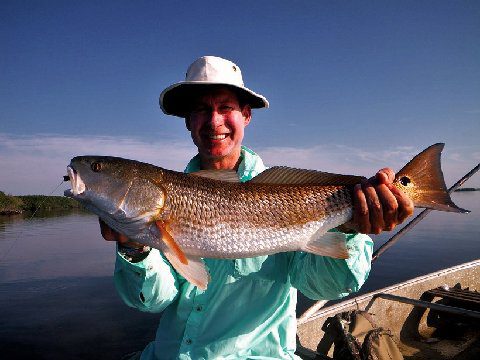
[159,82,269,117]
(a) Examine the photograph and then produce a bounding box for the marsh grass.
[0,191,82,214]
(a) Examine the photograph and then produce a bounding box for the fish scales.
[164,171,353,227]
[161,171,353,257]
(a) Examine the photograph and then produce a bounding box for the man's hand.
[348,168,414,234]
[99,218,144,249]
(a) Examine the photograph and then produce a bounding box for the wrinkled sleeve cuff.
[114,247,180,313]
[289,233,373,300]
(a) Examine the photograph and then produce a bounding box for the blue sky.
[1,1,479,194]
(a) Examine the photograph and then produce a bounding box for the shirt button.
[196,305,203,312]
[185,339,192,345]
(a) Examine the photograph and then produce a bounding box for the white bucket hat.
[159,56,269,117]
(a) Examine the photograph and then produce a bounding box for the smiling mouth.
[64,165,86,197]
[206,133,228,140]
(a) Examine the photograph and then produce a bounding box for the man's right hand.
[99,218,144,249]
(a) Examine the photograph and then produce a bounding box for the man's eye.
[219,105,233,113]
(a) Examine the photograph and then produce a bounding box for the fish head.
[64,156,166,226]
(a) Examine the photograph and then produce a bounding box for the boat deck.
[297,259,480,359]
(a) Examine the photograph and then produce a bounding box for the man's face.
[186,87,251,167]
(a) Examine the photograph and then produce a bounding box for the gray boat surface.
[296,259,480,359]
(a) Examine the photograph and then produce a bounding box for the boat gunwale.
[298,258,480,325]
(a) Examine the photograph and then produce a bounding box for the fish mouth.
[64,165,86,197]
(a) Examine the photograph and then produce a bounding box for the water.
[362,191,480,293]
[0,211,159,359]
[0,193,479,359]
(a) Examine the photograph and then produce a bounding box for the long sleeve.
[288,232,373,300]
[114,248,182,313]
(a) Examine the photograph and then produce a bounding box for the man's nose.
[207,110,224,127]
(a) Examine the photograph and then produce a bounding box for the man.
[101,56,414,359]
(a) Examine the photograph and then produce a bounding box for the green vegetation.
[0,191,83,215]
[0,191,24,214]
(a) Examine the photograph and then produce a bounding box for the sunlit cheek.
[232,122,245,144]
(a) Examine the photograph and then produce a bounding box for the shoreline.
[0,191,83,215]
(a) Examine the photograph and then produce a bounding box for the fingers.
[99,218,116,241]
[361,181,384,234]
[376,167,414,225]
[375,183,398,231]
[387,184,414,223]
[375,168,395,184]
[98,218,146,249]
[98,218,129,244]
[352,182,385,235]
[351,167,413,235]
[353,182,384,234]
[352,184,369,233]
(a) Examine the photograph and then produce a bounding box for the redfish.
[64,143,467,289]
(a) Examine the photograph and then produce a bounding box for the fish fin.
[302,232,349,259]
[155,221,188,265]
[162,249,210,290]
[189,170,240,183]
[395,143,469,213]
[250,166,366,185]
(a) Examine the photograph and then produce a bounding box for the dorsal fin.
[189,170,240,183]
[249,166,366,186]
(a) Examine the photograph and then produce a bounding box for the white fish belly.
[173,207,353,258]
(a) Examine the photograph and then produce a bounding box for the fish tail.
[395,143,468,213]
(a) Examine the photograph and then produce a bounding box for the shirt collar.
[184,146,266,182]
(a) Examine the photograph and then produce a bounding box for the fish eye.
[400,176,411,186]
[91,162,102,172]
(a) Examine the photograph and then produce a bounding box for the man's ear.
[242,105,252,126]
[185,117,191,131]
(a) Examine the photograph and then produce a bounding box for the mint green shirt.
[114,146,373,359]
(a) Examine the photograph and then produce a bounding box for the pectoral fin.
[302,231,349,259]
[154,220,210,289]
[162,250,210,290]
[155,220,188,265]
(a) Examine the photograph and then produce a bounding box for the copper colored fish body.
[162,174,354,258]
[65,143,467,289]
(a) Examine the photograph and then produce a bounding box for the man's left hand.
[347,168,414,234]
